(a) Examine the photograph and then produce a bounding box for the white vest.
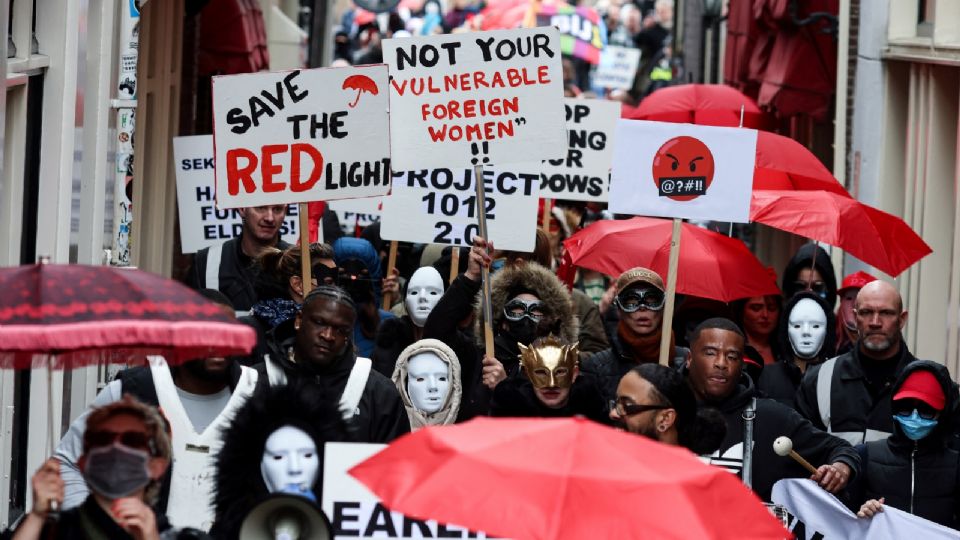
[148,357,258,531]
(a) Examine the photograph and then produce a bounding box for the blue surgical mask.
[491,258,506,273]
[279,483,316,502]
[894,410,938,441]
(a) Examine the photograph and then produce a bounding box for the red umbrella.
[350,417,788,540]
[750,190,932,276]
[0,263,257,369]
[626,84,768,129]
[562,217,780,302]
[753,131,850,196]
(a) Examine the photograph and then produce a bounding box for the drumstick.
[773,436,818,475]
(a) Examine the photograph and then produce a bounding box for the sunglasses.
[85,430,153,453]
[504,298,547,323]
[615,289,666,312]
[791,281,828,294]
[312,265,340,286]
[893,400,939,420]
[609,398,670,417]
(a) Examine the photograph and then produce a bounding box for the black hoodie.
[697,373,860,502]
[758,291,837,407]
[849,360,960,529]
[781,244,838,309]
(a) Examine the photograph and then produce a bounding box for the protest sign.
[173,135,298,253]
[593,45,641,90]
[771,479,958,539]
[609,120,757,223]
[380,166,540,252]
[328,197,382,237]
[212,65,391,208]
[540,98,618,202]
[322,443,498,539]
[536,4,605,64]
[383,27,567,171]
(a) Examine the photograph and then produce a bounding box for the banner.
[212,65,391,208]
[771,479,958,539]
[173,136,299,253]
[535,5,605,65]
[383,27,567,171]
[380,166,540,252]
[322,443,498,539]
[539,98,618,202]
[593,46,641,90]
[609,120,757,223]
[328,198,382,237]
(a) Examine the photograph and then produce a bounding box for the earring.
[658,424,667,432]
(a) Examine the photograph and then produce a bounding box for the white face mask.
[787,298,828,359]
[406,352,450,413]
[260,426,319,494]
[405,267,444,327]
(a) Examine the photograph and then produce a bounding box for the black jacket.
[699,374,860,502]
[186,235,291,312]
[25,496,194,540]
[758,291,837,407]
[796,342,916,444]
[422,273,483,418]
[371,315,418,378]
[257,339,411,443]
[849,360,960,529]
[581,333,689,405]
[489,371,609,424]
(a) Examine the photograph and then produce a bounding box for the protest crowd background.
[2,1,960,539]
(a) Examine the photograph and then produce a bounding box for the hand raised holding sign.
[465,236,493,282]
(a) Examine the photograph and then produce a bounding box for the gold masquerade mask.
[518,336,580,389]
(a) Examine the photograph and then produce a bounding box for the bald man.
[796,281,925,445]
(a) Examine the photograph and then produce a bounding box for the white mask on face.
[405,267,444,327]
[406,352,450,414]
[787,298,828,359]
[260,426,319,494]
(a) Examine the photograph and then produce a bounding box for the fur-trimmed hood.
[478,262,579,345]
[210,382,345,539]
[391,339,462,430]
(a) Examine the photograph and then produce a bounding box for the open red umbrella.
[0,263,257,369]
[350,417,788,540]
[562,217,780,302]
[750,190,932,276]
[626,84,768,129]
[753,131,849,196]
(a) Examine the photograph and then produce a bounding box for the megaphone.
[239,493,333,540]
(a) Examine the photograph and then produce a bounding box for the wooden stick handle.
[658,218,682,366]
[449,248,460,285]
[541,198,552,231]
[789,450,819,475]
[299,203,312,297]
[382,240,399,310]
[473,163,495,359]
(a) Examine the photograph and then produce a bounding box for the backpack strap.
[339,357,372,420]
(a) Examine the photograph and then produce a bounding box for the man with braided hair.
[256,285,411,443]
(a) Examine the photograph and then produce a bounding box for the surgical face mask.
[405,267,444,328]
[261,426,320,496]
[406,352,450,413]
[82,444,152,500]
[894,410,939,441]
[787,298,828,359]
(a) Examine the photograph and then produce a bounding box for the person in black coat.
[780,243,838,309]
[758,291,836,407]
[852,360,960,529]
[372,266,445,377]
[687,318,860,502]
[490,336,608,424]
[255,285,411,444]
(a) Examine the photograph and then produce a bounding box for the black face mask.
[505,318,539,346]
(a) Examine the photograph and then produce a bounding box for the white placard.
[322,442,498,539]
[212,65,391,208]
[383,27,567,170]
[328,197,382,236]
[173,135,299,253]
[539,98,619,202]
[380,166,539,252]
[609,120,757,223]
[593,45,641,90]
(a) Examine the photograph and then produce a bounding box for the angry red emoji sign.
[651,136,715,202]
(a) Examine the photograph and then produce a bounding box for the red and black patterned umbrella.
[0,263,257,369]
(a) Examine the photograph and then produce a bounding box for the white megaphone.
[239,493,333,540]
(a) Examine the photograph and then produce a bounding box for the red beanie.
[893,370,945,410]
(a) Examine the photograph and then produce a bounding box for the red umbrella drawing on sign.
[343,74,378,108]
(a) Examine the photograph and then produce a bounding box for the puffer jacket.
[849,360,960,529]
